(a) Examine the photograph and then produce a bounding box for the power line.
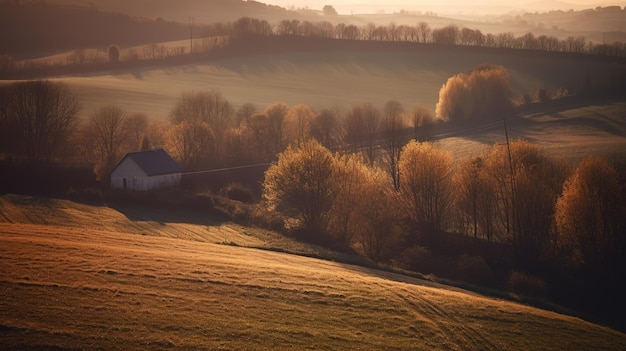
[182,162,269,176]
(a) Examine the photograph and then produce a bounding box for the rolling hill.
[1,194,625,350]
[7,38,624,119]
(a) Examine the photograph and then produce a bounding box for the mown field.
[1,194,626,350]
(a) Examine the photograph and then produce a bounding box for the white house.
[110,149,182,191]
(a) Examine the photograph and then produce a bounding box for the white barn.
[110,149,182,191]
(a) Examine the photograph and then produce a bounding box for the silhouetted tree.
[323,5,338,16]
[124,112,149,151]
[454,157,495,241]
[410,106,434,142]
[3,80,80,161]
[235,102,257,127]
[311,108,341,148]
[284,104,315,146]
[416,22,431,43]
[247,112,271,159]
[170,90,233,161]
[85,105,128,179]
[166,120,215,170]
[265,102,289,155]
[107,44,120,63]
[431,24,459,45]
[380,100,407,190]
[483,140,567,265]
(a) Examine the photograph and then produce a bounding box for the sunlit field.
[3,43,617,122]
[436,101,626,162]
[1,194,625,350]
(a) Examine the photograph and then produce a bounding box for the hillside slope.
[9,38,624,121]
[1,196,625,350]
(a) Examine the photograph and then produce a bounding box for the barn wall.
[110,159,146,190]
[142,173,182,191]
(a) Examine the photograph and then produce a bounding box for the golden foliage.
[555,157,625,266]
[399,141,454,231]
[435,64,513,122]
[262,139,338,234]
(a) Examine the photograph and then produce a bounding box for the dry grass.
[436,101,626,163]
[1,195,625,350]
[3,44,619,122]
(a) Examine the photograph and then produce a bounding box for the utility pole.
[503,117,516,238]
[189,16,194,55]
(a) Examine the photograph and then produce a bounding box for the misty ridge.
[1,0,626,347]
[2,0,626,61]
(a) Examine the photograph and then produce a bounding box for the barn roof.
[117,149,182,176]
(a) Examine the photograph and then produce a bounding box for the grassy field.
[435,100,626,162]
[1,194,626,350]
[3,42,620,122]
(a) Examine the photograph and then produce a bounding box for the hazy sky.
[261,1,617,14]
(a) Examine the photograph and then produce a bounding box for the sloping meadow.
[1,195,625,350]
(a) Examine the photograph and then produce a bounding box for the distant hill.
[44,0,298,23]
[0,2,191,58]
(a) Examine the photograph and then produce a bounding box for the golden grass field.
[1,194,625,350]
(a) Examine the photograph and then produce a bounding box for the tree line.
[3,13,626,77]
[221,17,625,56]
[0,79,438,180]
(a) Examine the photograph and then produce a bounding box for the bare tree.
[362,103,381,165]
[284,104,315,146]
[166,120,215,170]
[247,112,271,159]
[312,107,341,148]
[431,24,459,45]
[264,102,289,155]
[86,105,128,178]
[108,45,120,63]
[410,106,434,141]
[124,112,149,151]
[454,157,495,241]
[170,90,233,161]
[483,140,567,264]
[4,80,80,161]
[235,102,257,127]
[380,100,407,190]
[416,22,431,43]
[170,90,233,135]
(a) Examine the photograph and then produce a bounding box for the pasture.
[3,42,619,122]
[1,194,625,350]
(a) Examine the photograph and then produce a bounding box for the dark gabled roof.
[118,149,182,176]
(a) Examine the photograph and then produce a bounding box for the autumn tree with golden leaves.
[555,157,625,269]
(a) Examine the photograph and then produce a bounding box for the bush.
[394,245,433,272]
[457,254,496,287]
[221,183,255,203]
[507,271,548,299]
[66,186,104,205]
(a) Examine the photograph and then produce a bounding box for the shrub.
[221,183,255,203]
[393,245,439,274]
[457,254,496,287]
[507,271,548,299]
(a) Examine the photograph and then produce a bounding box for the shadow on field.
[107,190,227,227]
